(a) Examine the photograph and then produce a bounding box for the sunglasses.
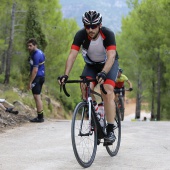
[85,24,98,30]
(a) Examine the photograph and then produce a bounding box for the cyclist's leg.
[119,87,125,121]
[122,86,125,102]
[102,60,119,142]
[102,84,116,141]
[80,82,87,100]
[80,79,96,101]
[81,64,97,101]
[114,88,120,103]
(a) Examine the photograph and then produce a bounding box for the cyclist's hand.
[96,71,107,84]
[129,87,133,91]
[58,75,68,85]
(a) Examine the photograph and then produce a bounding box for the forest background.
[0,0,169,120]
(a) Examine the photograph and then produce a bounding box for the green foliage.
[0,88,20,102]
[0,0,169,120]
[117,0,170,120]
[0,0,81,115]
[0,74,5,83]
[25,0,47,51]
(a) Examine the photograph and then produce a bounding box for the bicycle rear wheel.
[119,97,124,121]
[106,105,121,156]
[71,102,97,168]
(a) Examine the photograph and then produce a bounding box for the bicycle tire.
[71,102,98,168]
[106,105,121,156]
[119,97,124,121]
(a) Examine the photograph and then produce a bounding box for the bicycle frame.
[62,77,106,138]
[60,77,122,167]
[84,80,108,139]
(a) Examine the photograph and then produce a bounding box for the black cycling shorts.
[81,59,119,87]
[32,77,45,95]
[114,86,125,97]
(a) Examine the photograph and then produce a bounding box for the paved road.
[0,119,170,170]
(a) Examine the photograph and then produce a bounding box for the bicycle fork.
[78,97,93,137]
[88,97,93,134]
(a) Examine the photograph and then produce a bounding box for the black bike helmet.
[82,10,102,25]
[119,68,123,73]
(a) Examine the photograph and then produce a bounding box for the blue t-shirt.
[29,49,45,77]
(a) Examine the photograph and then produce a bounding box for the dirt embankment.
[0,94,65,133]
[0,98,136,133]
[0,100,37,133]
[0,86,139,132]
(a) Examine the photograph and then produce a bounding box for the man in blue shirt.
[27,38,45,123]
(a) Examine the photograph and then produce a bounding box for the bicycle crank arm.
[78,132,93,136]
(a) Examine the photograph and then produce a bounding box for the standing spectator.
[27,38,45,123]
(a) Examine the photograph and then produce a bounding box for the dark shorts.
[114,86,125,97]
[81,59,119,87]
[32,77,45,95]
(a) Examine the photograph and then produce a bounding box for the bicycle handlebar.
[60,77,107,97]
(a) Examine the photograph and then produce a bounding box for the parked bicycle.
[114,88,130,121]
[60,76,121,168]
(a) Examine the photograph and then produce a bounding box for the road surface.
[0,119,170,170]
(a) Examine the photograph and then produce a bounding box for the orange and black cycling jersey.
[115,74,128,88]
[71,26,119,60]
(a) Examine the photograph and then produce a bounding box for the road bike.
[60,76,121,168]
[114,88,130,121]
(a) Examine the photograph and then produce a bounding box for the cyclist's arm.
[126,80,132,88]
[28,67,38,90]
[102,50,116,73]
[64,49,79,76]
[29,52,40,84]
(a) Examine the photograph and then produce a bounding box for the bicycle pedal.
[91,126,95,131]
[97,139,101,145]
[103,141,113,146]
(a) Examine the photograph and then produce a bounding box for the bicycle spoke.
[71,102,97,168]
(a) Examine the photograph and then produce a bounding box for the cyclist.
[58,10,119,143]
[115,68,133,102]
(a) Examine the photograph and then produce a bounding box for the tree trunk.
[151,81,155,120]
[135,92,141,119]
[0,51,6,74]
[157,53,161,121]
[135,76,142,119]
[4,3,16,84]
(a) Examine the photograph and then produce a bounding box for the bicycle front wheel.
[106,105,121,156]
[71,102,97,168]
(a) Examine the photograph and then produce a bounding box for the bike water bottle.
[98,102,105,127]
[31,83,36,89]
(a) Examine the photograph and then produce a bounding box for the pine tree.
[25,0,47,51]
[21,0,47,91]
